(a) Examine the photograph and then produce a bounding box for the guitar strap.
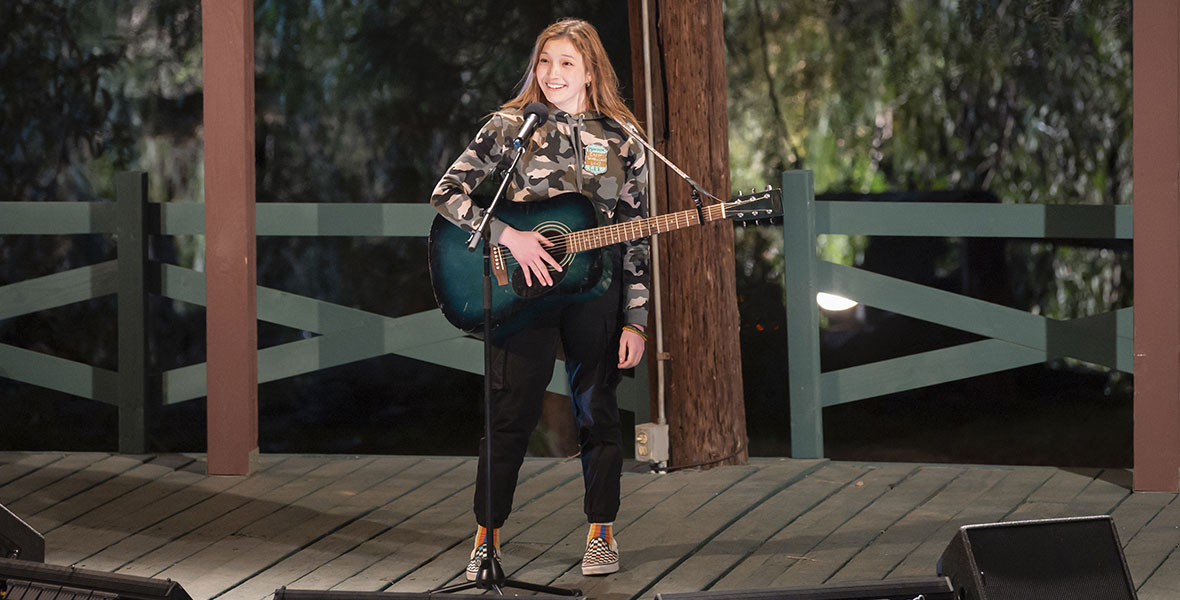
[620,123,723,205]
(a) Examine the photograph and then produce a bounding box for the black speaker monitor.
[0,556,192,600]
[653,576,954,600]
[0,503,43,562]
[939,515,1137,600]
[274,589,588,600]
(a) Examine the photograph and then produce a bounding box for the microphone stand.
[432,144,583,597]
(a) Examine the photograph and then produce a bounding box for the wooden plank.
[279,458,482,592]
[1005,468,1105,521]
[1122,494,1180,591]
[890,466,1056,577]
[156,203,438,237]
[30,460,178,536]
[0,344,119,405]
[651,461,863,596]
[821,340,1046,406]
[0,453,65,487]
[159,456,425,600]
[767,465,961,587]
[829,466,1010,582]
[606,462,805,593]
[256,203,436,237]
[815,201,1132,239]
[63,455,286,569]
[0,453,112,506]
[1110,492,1175,558]
[0,262,117,321]
[124,456,380,584]
[326,458,561,592]
[546,465,761,597]
[0,202,115,234]
[215,457,466,600]
[628,459,826,598]
[87,457,329,574]
[1136,522,1180,599]
[1064,469,1133,516]
[712,463,917,591]
[9,455,144,522]
[48,459,240,567]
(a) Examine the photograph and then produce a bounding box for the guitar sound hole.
[510,238,567,299]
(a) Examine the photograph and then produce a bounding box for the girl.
[430,18,649,578]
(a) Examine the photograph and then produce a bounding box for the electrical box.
[635,422,669,464]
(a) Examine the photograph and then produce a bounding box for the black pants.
[475,260,624,528]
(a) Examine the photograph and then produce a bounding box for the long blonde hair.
[501,18,644,136]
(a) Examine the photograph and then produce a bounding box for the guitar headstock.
[722,188,782,224]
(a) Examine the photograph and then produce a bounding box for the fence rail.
[0,172,649,453]
[781,170,1134,458]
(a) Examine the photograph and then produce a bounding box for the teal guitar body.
[428,192,616,334]
[428,187,783,334]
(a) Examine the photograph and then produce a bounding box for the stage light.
[817,292,857,311]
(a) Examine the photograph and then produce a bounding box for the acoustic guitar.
[428,188,782,334]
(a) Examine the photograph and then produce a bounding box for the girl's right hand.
[498,226,563,287]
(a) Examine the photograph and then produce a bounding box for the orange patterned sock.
[475,525,500,550]
[587,522,614,545]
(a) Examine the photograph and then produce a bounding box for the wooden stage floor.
[1,452,1178,600]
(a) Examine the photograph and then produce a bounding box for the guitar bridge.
[491,246,510,286]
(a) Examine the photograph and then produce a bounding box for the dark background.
[0,0,1132,467]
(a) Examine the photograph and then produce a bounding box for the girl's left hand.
[618,327,646,369]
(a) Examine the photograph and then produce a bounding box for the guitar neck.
[564,203,728,253]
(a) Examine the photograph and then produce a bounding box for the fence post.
[782,170,823,458]
[115,171,149,453]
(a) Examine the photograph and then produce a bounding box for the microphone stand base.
[430,557,583,597]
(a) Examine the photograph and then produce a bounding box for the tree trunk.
[628,0,748,469]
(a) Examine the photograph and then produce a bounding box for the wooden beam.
[1132,0,1180,492]
[201,0,258,475]
[630,0,749,468]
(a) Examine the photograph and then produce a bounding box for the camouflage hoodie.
[430,108,650,327]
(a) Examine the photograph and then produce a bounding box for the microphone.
[511,102,549,149]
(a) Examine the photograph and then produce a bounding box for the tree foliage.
[726,0,1131,319]
[726,0,1133,461]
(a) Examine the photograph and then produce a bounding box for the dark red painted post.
[201,0,258,475]
[1133,0,1180,492]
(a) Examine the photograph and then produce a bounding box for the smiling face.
[536,37,590,115]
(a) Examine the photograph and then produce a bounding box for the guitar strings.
[494,205,723,270]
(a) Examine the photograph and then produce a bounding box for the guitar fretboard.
[563,203,728,253]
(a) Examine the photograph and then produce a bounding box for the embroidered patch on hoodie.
[584,143,608,175]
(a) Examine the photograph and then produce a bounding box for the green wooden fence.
[0,172,650,453]
[782,170,1134,458]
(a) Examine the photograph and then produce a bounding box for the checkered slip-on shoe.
[466,543,498,581]
[581,535,619,575]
